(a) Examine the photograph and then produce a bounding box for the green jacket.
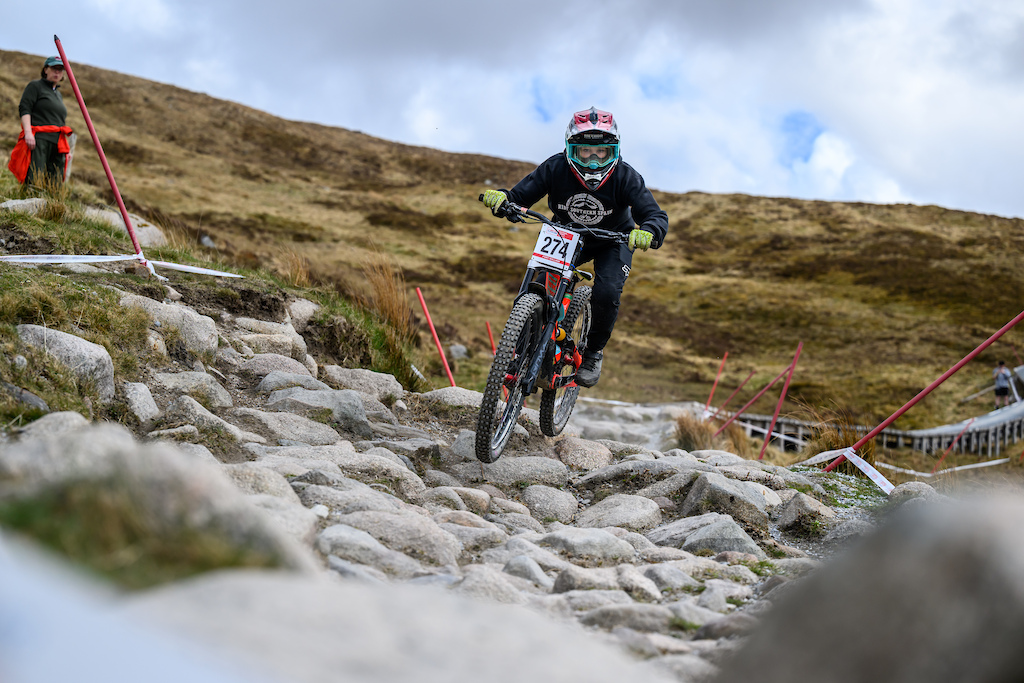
[19,79,68,129]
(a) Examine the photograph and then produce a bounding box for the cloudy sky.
[4,0,1024,217]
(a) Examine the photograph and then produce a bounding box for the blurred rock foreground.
[1,288,1022,682]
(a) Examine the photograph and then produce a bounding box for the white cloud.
[791,133,854,198]
[84,0,178,33]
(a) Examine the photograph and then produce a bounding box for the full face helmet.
[565,106,620,190]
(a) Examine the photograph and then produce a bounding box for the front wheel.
[476,293,544,463]
[540,285,591,437]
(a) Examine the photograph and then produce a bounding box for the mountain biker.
[481,106,668,388]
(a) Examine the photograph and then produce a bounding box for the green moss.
[0,483,280,590]
[745,559,776,577]
[307,407,335,424]
[669,617,701,632]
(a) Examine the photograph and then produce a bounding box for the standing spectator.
[8,56,73,187]
[993,360,1012,408]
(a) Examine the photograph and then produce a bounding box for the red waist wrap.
[7,125,73,183]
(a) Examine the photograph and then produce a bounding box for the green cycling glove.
[628,228,653,251]
[482,189,508,214]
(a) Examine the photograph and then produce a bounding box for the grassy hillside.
[4,48,1023,431]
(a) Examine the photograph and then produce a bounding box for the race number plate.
[527,224,580,276]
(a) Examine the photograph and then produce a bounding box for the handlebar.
[478,194,628,244]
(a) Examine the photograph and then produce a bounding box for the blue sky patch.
[530,77,557,123]
[639,73,678,100]
[780,111,824,166]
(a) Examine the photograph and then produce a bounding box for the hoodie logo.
[560,193,613,226]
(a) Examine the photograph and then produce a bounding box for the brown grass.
[675,413,757,457]
[795,403,877,476]
[676,413,717,451]
[29,172,79,224]
[277,249,311,288]
[361,248,412,341]
[722,422,757,459]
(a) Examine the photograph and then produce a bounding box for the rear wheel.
[540,285,591,437]
[475,293,544,463]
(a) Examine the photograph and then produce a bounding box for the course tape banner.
[0,254,242,279]
[843,447,896,495]
[876,458,1011,478]
[790,448,847,467]
[0,254,138,263]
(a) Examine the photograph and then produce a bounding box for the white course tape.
[735,419,807,447]
[147,260,242,278]
[0,254,241,279]
[0,253,138,263]
[875,458,1011,478]
[410,364,427,383]
[843,447,896,495]
[790,448,848,467]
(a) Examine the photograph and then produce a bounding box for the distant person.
[481,107,668,388]
[993,360,1012,408]
[8,56,73,187]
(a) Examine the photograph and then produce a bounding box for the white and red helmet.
[565,106,620,191]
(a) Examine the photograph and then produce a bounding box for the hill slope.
[4,48,1023,430]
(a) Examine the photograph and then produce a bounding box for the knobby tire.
[475,293,544,463]
[540,285,591,437]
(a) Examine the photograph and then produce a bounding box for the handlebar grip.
[478,194,484,202]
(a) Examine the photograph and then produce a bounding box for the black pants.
[575,239,633,354]
[25,133,65,186]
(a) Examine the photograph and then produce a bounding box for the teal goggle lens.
[569,143,618,169]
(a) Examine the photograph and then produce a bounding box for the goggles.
[567,143,619,170]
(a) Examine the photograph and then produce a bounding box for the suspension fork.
[518,239,584,395]
[524,277,577,394]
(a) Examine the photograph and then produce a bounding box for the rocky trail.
[2,276,1022,683]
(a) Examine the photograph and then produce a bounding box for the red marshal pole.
[713,364,793,438]
[705,352,728,412]
[53,36,146,264]
[416,287,456,387]
[759,342,803,460]
[709,370,755,422]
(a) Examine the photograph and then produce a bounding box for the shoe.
[577,350,603,388]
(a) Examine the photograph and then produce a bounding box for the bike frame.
[497,201,623,396]
[517,260,581,395]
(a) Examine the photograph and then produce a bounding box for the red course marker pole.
[486,321,497,356]
[931,417,975,473]
[825,308,1024,472]
[53,35,144,261]
[713,364,793,437]
[759,342,803,460]
[709,370,756,422]
[416,287,456,387]
[705,352,728,412]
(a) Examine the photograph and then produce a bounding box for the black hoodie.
[507,153,668,248]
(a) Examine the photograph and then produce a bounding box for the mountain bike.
[474,196,627,463]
